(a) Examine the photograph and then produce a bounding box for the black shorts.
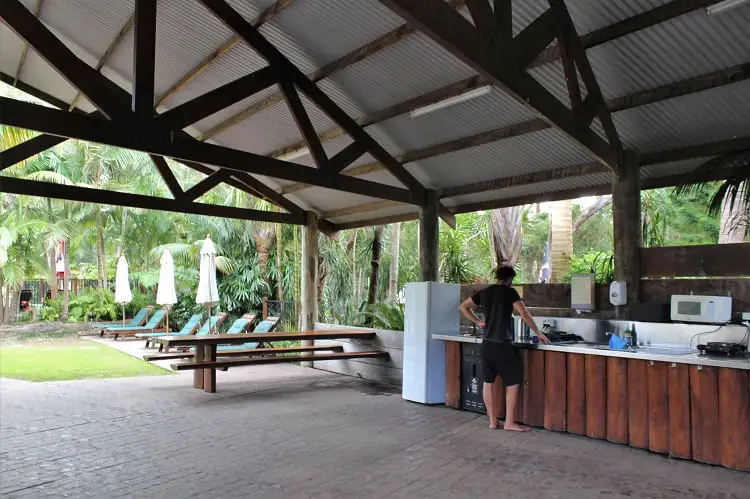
[481,341,523,386]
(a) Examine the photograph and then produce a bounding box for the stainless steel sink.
[584,344,693,356]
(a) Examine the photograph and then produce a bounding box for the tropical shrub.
[568,252,615,284]
[39,297,62,322]
[362,303,405,331]
[68,289,118,322]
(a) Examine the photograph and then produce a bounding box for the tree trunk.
[388,223,401,302]
[7,286,20,323]
[275,220,283,301]
[367,226,384,306]
[573,196,612,232]
[490,207,524,268]
[96,211,107,290]
[61,238,71,321]
[718,182,748,244]
[48,247,57,300]
[0,276,5,324]
[550,200,573,283]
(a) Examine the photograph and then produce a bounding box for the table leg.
[193,344,204,389]
[204,344,217,393]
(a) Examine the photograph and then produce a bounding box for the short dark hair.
[495,265,516,282]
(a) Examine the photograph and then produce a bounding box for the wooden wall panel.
[585,355,607,439]
[647,361,670,454]
[544,351,567,431]
[668,363,691,460]
[690,366,720,465]
[523,349,546,427]
[627,359,649,449]
[606,357,628,444]
[566,353,586,435]
[445,342,461,409]
[718,368,750,472]
[640,242,750,277]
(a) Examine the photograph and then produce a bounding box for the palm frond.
[673,151,750,216]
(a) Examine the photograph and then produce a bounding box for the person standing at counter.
[459,265,550,431]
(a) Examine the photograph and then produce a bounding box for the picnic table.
[150,329,388,393]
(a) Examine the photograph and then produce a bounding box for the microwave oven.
[670,295,732,324]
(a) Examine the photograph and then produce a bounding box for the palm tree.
[366,226,384,306]
[490,207,524,268]
[674,152,750,242]
[388,223,401,302]
[549,200,573,282]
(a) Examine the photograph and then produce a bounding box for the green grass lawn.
[0,339,172,382]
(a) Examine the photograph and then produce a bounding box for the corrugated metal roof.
[325,32,476,113]
[406,128,597,190]
[641,157,711,180]
[2,0,749,224]
[587,7,750,99]
[614,79,750,153]
[443,172,614,208]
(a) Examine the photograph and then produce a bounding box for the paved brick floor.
[1,345,749,498]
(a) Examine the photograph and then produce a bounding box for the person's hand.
[478,322,487,330]
[536,332,552,345]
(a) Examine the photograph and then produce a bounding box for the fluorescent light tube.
[278,147,310,161]
[706,0,750,15]
[410,85,492,118]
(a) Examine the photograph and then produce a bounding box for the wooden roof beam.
[278,62,750,195]
[11,0,42,85]
[155,0,295,107]
[198,0,467,141]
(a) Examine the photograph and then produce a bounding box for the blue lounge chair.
[95,307,152,336]
[137,313,203,348]
[103,309,166,340]
[217,316,279,351]
[170,313,229,353]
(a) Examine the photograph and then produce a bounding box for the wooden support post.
[300,211,319,367]
[419,190,439,282]
[612,151,641,319]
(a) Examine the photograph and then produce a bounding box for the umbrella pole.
[122,303,125,326]
[165,308,169,332]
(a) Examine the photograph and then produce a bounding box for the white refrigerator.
[402,282,460,404]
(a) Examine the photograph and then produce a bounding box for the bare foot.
[489,423,498,429]
[503,423,531,432]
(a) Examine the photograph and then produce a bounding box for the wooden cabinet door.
[566,353,586,436]
[607,357,628,444]
[718,368,750,471]
[627,359,649,449]
[445,342,461,409]
[523,349,545,427]
[647,361,669,455]
[544,351,567,431]
[690,365,720,465]
[585,355,607,439]
[668,363,691,460]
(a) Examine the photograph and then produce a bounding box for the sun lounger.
[171,312,228,352]
[103,309,166,340]
[138,313,203,348]
[95,306,153,336]
[217,316,279,351]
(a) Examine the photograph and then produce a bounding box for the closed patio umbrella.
[114,255,132,326]
[156,249,177,331]
[195,235,219,334]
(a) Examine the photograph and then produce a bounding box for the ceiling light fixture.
[706,0,750,15]
[410,85,492,118]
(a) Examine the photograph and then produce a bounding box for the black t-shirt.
[471,284,521,342]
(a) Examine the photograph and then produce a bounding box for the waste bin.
[461,343,486,414]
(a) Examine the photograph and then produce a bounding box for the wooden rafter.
[199,0,467,141]
[183,169,231,201]
[154,0,295,107]
[198,0,457,227]
[0,176,302,224]
[0,0,424,213]
[0,97,416,204]
[12,0,42,85]
[279,80,329,170]
[262,0,722,165]
[69,13,134,111]
[278,63,750,195]
[378,0,621,169]
[132,0,157,117]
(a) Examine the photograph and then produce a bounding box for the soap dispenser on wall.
[609,281,627,307]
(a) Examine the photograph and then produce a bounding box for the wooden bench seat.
[171,350,389,371]
[143,344,344,362]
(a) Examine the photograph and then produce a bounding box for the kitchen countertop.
[432,333,750,370]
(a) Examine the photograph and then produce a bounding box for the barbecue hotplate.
[697,342,747,357]
[545,331,584,343]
